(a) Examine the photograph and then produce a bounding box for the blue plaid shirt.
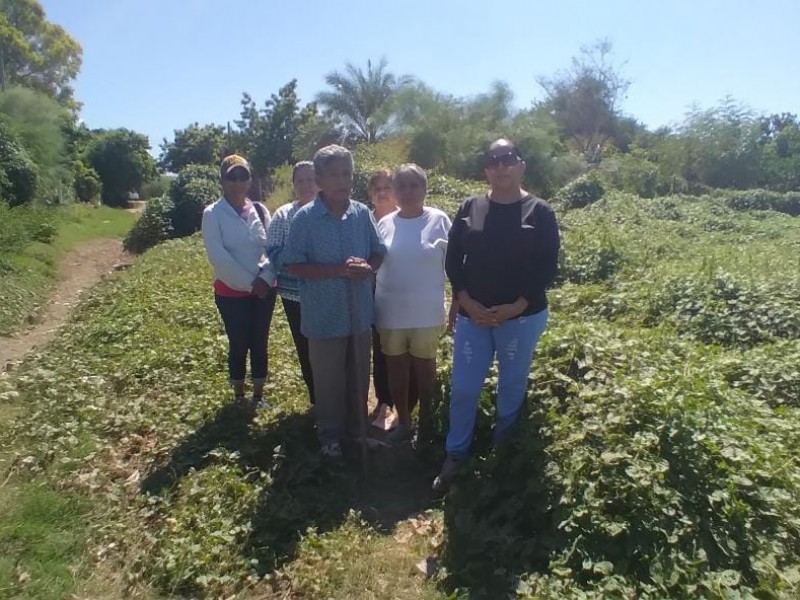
[266,201,303,301]
[282,197,386,339]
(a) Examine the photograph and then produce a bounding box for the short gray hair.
[292,160,314,181]
[394,163,427,190]
[312,145,354,176]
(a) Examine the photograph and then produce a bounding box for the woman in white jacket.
[201,154,276,406]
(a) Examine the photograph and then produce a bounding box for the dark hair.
[485,138,521,161]
[292,160,314,182]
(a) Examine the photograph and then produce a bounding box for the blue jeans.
[446,309,549,459]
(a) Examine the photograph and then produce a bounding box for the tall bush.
[0,119,39,206]
[168,164,219,237]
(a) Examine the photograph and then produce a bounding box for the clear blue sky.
[41,0,800,156]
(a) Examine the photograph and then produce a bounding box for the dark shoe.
[385,423,411,446]
[320,442,343,458]
[432,455,464,492]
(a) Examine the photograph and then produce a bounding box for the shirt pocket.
[516,224,539,261]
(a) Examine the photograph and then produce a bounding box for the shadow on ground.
[140,400,443,575]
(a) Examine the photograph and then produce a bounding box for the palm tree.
[316,58,409,143]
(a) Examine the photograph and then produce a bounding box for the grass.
[0,190,799,598]
[0,204,137,335]
[0,482,90,599]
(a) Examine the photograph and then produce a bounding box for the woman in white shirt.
[375,164,451,444]
[201,154,275,407]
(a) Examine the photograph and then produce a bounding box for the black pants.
[215,291,276,385]
[282,297,315,404]
[371,325,418,411]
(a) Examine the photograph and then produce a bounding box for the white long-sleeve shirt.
[201,197,275,292]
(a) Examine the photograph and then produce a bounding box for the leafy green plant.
[4,183,800,600]
[0,118,39,207]
[168,164,219,238]
[555,173,605,210]
[123,196,174,254]
[724,189,800,217]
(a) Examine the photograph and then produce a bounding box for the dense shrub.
[123,165,218,253]
[718,341,800,408]
[559,229,623,284]
[442,325,800,598]
[140,175,173,201]
[645,270,800,347]
[555,173,605,209]
[0,204,54,256]
[407,128,445,169]
[72,159,102,203]
[265,163,293,213]
[600,151,687,198]
[123,196,174,254]
[0,119,39,206]
[724,189,800,216]
[426,173,485,216]
[351,139,409,202]
[169,164,219,237]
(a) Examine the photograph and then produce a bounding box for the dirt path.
[0,238,130,371]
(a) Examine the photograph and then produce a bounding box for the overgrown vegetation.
[3,186,800,598]
[4,3,800,598]
[0,203,136,334]
[123,164,217,254]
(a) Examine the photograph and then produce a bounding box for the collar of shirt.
[308,195,355,220]
[220,196,252,217]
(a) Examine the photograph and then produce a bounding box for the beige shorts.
[378,326,443,359]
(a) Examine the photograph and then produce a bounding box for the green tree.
[536,39,630,157]
[292,110,343,162]
[758,113,800,191]
[316,58,410,143]
[674,98,762,189]
[394,80,571,195]
[72,158,100,202]
[168,164,218,237]
[396,81,515,175]
[159,122,226,173]
[234,80,324,198]
[0,0,82,109]
[235,80,311,175]
[85,128,156,207]
[0,116,37,205]
[0,85,72,200]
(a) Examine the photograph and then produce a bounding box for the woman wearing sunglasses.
[202,154,276,407]
[434,139,561,491]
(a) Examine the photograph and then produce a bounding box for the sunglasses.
[485,153,522,168]
[224,170,251,182]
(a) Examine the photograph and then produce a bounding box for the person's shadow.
[140,399,442,577]
[437,403,567,599]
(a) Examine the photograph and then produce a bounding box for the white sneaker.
[252,396,272,410]
[320,442,343,458]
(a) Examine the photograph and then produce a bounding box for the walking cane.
[349,275,369,477]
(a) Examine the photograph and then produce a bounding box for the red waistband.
[214,279,254,298]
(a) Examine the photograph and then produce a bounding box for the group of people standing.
[201,139,560,490]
